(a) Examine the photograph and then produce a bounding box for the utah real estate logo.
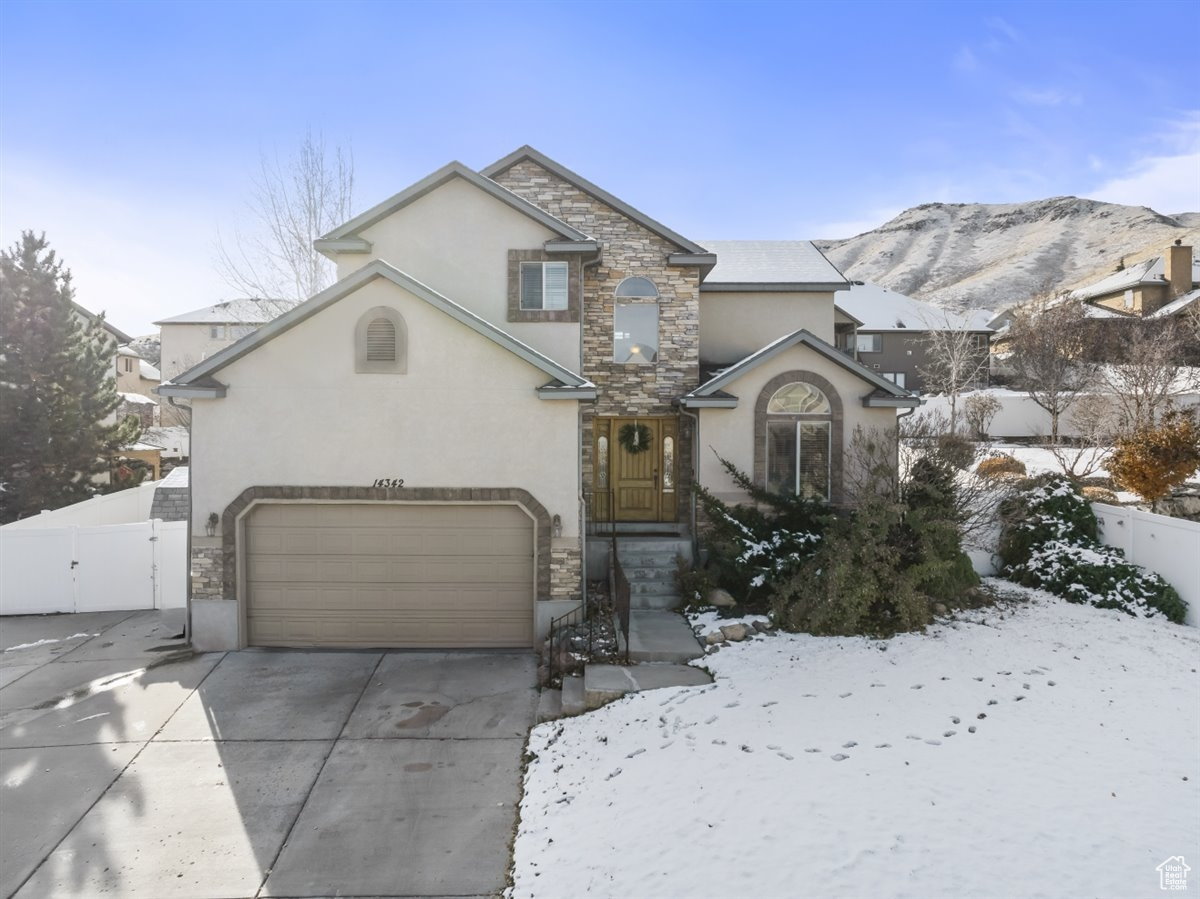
[1157,856,1190,891]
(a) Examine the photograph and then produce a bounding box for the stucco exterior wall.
[160,323,241,382]
[696,345,899,505]
[189,276,581,542]
[699,292,837,361]
[339,177,582,370]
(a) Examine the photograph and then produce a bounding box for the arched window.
[613,277,659,364]
[765,381,831,501]
[355,306,407,373]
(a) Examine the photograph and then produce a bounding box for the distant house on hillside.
[834,281,993,393]
[115,345,161,398]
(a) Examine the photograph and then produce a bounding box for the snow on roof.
[702,240,847,286]
[117,345,142,357]
[139,359,160,380]
[1149,288,1200,319]
[125,442,163,451]
[155,297,302,326]
[119,391,157,405]
[157,465,189,488]
[1071,253,1200,302]
[836,281,993,331]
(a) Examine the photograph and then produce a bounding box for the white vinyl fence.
[1093,503,1200,627]
[0,519,187,615]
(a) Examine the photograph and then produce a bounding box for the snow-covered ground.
[510,586,1199,898]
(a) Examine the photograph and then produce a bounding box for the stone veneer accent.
[150,486,189,522]
[507,249,580,322]
[219,486,556,600]
[549,543,583,601]
[493,160,702,520]
[753,370,845,505]
[191,544,223,600]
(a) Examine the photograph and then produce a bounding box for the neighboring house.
[161,146,918,652]
[833,281,993,393]
[115,345,161,398]
[1072,240,1198,317]
[115,392,158,428]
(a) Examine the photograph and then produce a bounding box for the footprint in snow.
[660,741,674,749]
[838,692,851,698]
[1048,681,1057,686]
[910,684,924,690]
[705,715,718,724]
[843,741,858,748]
[777,751,794,760]
[951,716,961,724]
[1023,683,1031,690]
[626,748,646,758]
[870,682,886,687]
[762,701,778,707]
[968,726,977,733]
[940,676,950,681]
[831,753,850,762]
[1015,695,1026,701]
[906,735,922,741]
[924,739,942,746]
[805,748,822,754]
[944,730,956,737]
[606,768,622,780]
[767,744,782,750]
[875,743,891,749]
[987,699,998,705]
[724,702,740,708]
[998,670,1012,675]
[973,677,984,682]
[712,739,726,745]
[740,745,753,753]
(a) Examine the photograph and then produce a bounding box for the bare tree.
[1006,294,1097,444]
[1102,319,1199,430]
[917,311,990,435]
[216,130,354,304]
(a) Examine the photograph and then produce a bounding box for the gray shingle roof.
[701,241,848,288]
[837,282,993,331]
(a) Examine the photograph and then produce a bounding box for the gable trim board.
[315,161,591,257]
[158,259,595,400]
[683,329,920,409]
[481,145,713,261]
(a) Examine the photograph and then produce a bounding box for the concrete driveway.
[0,611,538,898]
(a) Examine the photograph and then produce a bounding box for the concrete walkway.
[0,611,537,898]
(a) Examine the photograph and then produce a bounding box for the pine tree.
[0,232,140,523]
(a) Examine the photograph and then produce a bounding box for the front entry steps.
[549,610,708,718]
[619,537,692,610]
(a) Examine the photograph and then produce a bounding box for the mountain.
[815,197,1199,315]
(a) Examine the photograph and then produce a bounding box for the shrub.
[976,454,1027,479]
[1107,410,1200,502]
[934,432,976,470]
[963,393,1002,440]
[997,474,1187,622]
[1081,485,1118,504]
[674,556,717,611]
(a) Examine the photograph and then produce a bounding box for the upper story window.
[765,380,832,501]
[856,333,882,353]
[355,306,407,373]
[614,276,658,298]
[613,277,659,365]
[209,325,225,340]
[520,261,569,311]
[508,250,579,322]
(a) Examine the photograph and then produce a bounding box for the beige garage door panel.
[246,503,535,648]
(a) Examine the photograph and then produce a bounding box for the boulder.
[705,631,726,645]
[720,623,750,642]
[707,588,737,608]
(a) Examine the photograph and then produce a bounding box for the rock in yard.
[721,623,750,642]
[705,631,726,645]
[752,620,773,633]
[707,588,737,608]
[933,603,949,616]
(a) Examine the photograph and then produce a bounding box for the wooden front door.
[596,417,679,522]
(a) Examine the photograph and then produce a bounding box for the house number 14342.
[372,478,405,488]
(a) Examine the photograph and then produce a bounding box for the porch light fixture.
[205,512,218,537]
[552,514,562,538]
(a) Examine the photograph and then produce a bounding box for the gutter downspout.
[168,395,193,644]
[677,403,701,567]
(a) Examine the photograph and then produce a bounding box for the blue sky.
[2,0,1197,336]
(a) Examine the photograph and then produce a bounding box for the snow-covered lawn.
[510,586,1199,898]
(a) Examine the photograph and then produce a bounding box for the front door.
[595,417,678,522]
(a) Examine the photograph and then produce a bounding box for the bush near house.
[976,454,1027,479]
[997,473,1186,623]
[693,452,978,637]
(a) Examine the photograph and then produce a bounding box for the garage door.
[245,503,534,648]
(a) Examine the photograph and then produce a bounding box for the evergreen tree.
[0,232,140,523]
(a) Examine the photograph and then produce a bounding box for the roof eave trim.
[701,281,850,293]
[314,237,372,258]
[481,146,708,255]
[863,395,923,408]
[544,240,601,254]
[667,253,717,266]
[156,382,227,399]
[537,384,598,400]
[320,161,590,243]
[681,395,740,409]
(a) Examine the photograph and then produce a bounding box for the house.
[833,281,993,393]
[1073,240,1198,317]
[160,146,918,652]
[115,345,161,398]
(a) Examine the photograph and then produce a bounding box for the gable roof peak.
[481,146,710,257]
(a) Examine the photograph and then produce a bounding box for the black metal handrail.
[547,602,587,684]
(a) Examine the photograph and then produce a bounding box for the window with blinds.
[764,380,832,501]
[520,261,569,310]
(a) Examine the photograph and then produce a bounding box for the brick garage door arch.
[221,486,553,598]
[753,370,845,505]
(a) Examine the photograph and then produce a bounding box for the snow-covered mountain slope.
[815,197,1199,313]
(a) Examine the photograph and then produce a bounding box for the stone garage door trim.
[221,486,553,603]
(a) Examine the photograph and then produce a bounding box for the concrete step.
[617,609,704,663]
[584,662,712,710]
[561,675,585,717]
[630,593,682,611]
[629,579,678,596]
[624,564,677,579]
[536,689,562,722]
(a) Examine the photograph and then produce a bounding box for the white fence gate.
[1093,503,1200,627]
[0,519,187,615]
